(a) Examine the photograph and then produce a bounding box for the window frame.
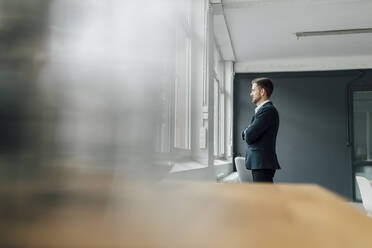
[172,0,192,152]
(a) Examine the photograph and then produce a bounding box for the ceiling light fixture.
[295,28,372,39]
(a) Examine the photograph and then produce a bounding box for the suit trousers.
[252,169,276,183]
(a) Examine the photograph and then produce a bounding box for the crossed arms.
[242,108,274,144]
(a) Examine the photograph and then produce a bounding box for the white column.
[206,1,215,168]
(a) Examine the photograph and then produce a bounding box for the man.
[242,77,280,183]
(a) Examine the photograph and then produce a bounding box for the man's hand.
[241,128,248,140]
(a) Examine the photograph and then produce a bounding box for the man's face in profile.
[250,83,262,105]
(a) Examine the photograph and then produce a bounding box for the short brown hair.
[252,77,274,98]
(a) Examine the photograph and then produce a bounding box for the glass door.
[352,90,372,201]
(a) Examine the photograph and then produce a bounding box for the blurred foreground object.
[0,0,179,181]
[0,0,178,240]
[3,182,372,247]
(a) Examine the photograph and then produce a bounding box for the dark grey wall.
[234,70,372,199]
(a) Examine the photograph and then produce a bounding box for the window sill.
[170,160,208,173]
[214,159,233,179]
[213,159,232,166]
[167,158,233,176]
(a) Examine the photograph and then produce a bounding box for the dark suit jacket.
[242,101,280,170]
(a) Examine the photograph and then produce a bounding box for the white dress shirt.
[255,100,271,114]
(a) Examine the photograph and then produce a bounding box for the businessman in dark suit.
[242,78,280,183]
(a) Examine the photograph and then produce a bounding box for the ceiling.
[213,0,372,72]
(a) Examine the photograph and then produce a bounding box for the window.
[174,0,191,150]
[352,90,372,200]
[213,48,225,157]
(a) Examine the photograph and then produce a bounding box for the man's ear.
[260,88,266,96]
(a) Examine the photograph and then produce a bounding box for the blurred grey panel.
[0,1,180,237]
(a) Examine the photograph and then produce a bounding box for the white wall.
[235,56,372,73]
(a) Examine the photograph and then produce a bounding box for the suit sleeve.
[245,108,273,144]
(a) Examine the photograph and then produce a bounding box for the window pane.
[219,92,225,155]
[214,79,219,156]
[353,91,372,161]
[353,91,372,201]
[174,6,191,150]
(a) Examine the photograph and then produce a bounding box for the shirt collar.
[255,100,271,114]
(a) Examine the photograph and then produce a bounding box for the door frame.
[348,81,372,201]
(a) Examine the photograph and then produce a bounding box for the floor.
[347,202,366,213]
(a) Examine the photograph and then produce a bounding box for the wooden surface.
[2,178,372,248]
